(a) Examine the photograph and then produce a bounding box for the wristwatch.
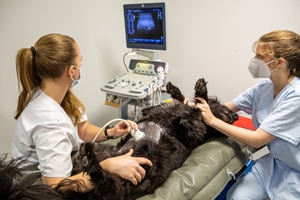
[104,125,117,139]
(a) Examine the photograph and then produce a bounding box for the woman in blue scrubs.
[196,30,300,200]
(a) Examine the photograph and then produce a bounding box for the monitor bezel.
[123,2,166,51]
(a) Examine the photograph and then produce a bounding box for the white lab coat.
[12,87,86,177]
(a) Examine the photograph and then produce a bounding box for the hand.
[194,97,215,126]
[172,98,189,104]
[100,149,153,185]
[172,98,180,103]
[111,120,138,138]
[184,98,197,107]
[183,98,189,104]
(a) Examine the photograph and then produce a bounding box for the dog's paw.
[194,78,208,102]
[166,82,185,102]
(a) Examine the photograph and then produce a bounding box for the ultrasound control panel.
[100,59,167,99]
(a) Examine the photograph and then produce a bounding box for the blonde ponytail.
[15,48,38,119]
[14,33,85,125]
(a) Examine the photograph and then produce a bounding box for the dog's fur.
[68,78,238,199]
[0,154,65,200]
[0,78,238,200]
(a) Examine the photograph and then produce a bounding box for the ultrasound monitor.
[123,2,166,51]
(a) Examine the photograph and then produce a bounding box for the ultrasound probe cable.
[152,82,162,106]
[92,118,145,143]
[123,51,137,72]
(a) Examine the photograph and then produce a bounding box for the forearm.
[42,172,94,193]
[78,121,109,142]
[209,117,262,148]
[84,124,108,142]
[78,120,136,142]
[223,101,240,113]
[196,98,273,148]
[66,172,94,192]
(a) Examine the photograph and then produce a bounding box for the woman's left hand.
[194,97,216,126]
[100,149,152,185]
[111,120,138,138]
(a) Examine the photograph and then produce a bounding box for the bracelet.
[104,125,117,139]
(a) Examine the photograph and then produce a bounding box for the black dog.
[68,78,238,200]
[0,78,238,200]
[0,154,65,200]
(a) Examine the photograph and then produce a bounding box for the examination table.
[138,116,256,200]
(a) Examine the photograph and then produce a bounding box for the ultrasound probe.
[92,118,145,143]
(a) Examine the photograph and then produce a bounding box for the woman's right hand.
[100,149,152,185]
[195,97,216,126]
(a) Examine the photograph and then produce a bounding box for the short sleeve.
[32,122,75,177]
[80,112,88,123]
[260,93,300,145]
[233,80,268,115]
[233,89,254,115]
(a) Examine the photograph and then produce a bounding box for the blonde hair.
[15,33,85,125]
[252,30,300,77]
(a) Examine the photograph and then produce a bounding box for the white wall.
[1,0,300,155]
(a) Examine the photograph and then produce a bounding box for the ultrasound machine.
[100,2,169,120]
[100,3,257,200]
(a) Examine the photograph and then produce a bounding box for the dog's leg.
[79,142,124,200]
[194,78,208,103]
[166,81,185,102]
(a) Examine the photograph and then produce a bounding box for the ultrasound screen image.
[125,8,164,45]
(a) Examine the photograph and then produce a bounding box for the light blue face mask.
[71,66,82,88]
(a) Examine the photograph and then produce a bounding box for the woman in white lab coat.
[196,30,300,199]
[12,33,152,192]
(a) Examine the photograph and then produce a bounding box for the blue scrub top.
[233,77,300,199]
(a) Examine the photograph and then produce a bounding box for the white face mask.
[248,58,276,78]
